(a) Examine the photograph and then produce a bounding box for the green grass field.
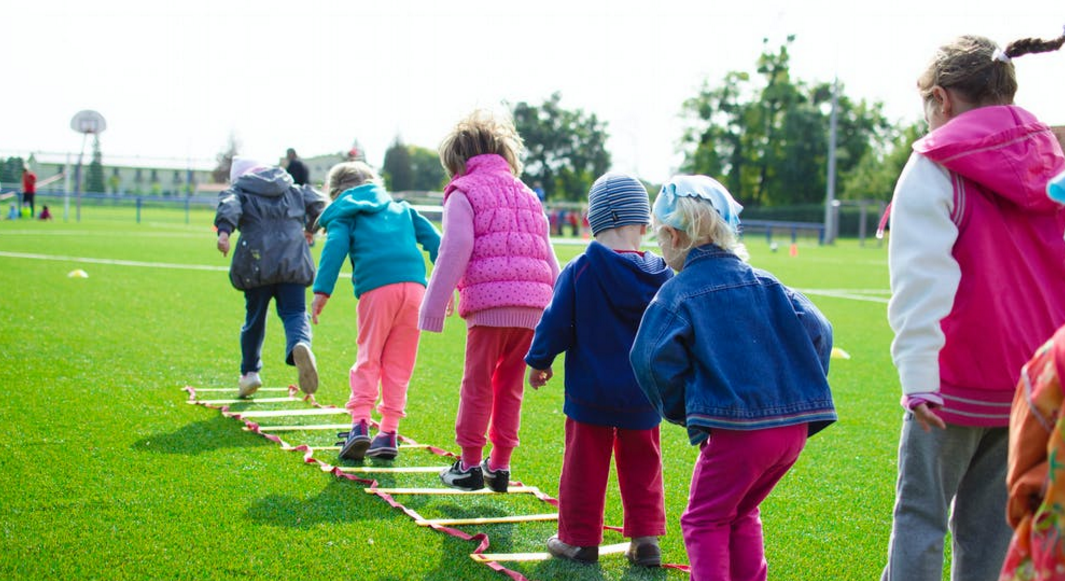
[0,207,906,580]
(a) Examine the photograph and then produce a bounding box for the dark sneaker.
[546,535,598,564]
[439,459,484,491]
[625,536,661,567]
[291,342,318,395]
[337,420,371,461]
[366,431,398,460]
[480,460,509,493]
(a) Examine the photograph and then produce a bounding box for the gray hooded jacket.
[214,167,327,290]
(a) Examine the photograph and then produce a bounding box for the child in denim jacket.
[630,175,836,581]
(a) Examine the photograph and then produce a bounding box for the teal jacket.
[312,183,441,298]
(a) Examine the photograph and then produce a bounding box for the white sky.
[3,0,1063,183]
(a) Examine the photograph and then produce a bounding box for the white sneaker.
[292,342,318,395]
[238,371,262,398]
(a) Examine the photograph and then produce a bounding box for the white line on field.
[798,288,890,304]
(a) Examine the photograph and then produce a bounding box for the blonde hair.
[653,196,748,261]
[918,32,1065,106]
[438,109,525,178]
[324,161,380,200]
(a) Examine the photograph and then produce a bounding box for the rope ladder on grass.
[184,384,689,580]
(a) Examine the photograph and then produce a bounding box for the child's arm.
[409,206,442,263]
[214,188,242,238]
[630,300,692,426]
[301,185,328,235]
[310,220,352,323]
[787,287,833,374]
[525,262,578,387]
[419,192,475,332]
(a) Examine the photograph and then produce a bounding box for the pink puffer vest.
[443,154,554,317]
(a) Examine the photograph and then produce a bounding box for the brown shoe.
[626,536,661,567]
[546,535,598,564]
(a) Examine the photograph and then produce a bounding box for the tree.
[679,38,893,207]
[841,121,924,201]
[1,156,25,185]
[512,92,611,201]
[382,137,414,192]
[409,145,447,191]
[212,134,240,183]
[85,135,106,193]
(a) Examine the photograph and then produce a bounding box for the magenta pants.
[455,326,533,468]
[683,424,808,581]
[558,417,667,546]
[346,282,424,434]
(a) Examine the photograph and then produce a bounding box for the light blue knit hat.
[586,173,651,236]
[653,175,743,234]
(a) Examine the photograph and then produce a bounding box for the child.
[525,173,672,567]
[419,109,560,492]
[630,175,835,580]
[882,31,1065,581]
[6,203,18,220]
[1000,324,1065,580]
[215,156,328,398]
[310,162,441,461]
[38,205,53,221]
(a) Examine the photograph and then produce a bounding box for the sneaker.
[439,459,484,491]
[481,460,509,493]
[366,431,399,460]
[337,420,371,461]
[238,371,262,398]
[625,536,661,568]
[291,342,318,395]
[546,535,598,564]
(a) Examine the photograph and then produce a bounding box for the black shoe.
[366,431,398,460]
[480,460,509,493]
[626,536,661,567]
[439,459,484,491]
[336,420,371,461]
[546,535,598,564]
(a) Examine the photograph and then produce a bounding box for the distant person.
[38,205,53,221]
[631,175,835,581]
[6,203,18,220]
[214,156,328,398]
[420,109,559,492]
[881,31,1065,581]
[533,181,545,202]
[285,148,309,186]
[311,161,441,461]
[21,165,36,218]
[526,173,672,567]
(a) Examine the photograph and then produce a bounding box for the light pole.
[70,110,107,222]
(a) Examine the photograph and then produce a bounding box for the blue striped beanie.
[586,173,651,236]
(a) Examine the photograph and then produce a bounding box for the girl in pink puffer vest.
[420,110,560,493]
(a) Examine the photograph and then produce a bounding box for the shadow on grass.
[130,414,271,455]
[244,478,391,528]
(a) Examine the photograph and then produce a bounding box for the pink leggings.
[455,326,533,468]
[682,424,807,581]
[346,282,424,434]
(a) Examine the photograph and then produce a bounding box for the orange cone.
[789,243,798,257]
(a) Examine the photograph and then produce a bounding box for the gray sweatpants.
[881,414,1010,581]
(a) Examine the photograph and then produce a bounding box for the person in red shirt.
[21,166,37,218]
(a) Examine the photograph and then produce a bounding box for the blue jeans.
[240,283,312,375]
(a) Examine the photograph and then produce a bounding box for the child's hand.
[311,293,328,325]
[528,367,552,389]
[913,402,946,432]
[446,293,456,317]
[217,231,230,257]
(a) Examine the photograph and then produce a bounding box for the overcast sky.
[3,0,1063,183]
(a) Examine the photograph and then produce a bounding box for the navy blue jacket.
[525,241,673,429]
[630,244,836,444]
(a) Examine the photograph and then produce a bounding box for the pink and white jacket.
[419,154,559,332]
[888,105,1065,426]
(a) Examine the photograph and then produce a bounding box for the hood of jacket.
[914,105,1065,213]
[233,167,294,197]
[585,240,673,316]
[317,183,393,229]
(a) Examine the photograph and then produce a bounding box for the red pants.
[456,326,533,467]
[558,417,667,546]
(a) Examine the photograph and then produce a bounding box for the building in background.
[10,152,215,196]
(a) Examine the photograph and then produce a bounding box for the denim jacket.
[630,244,836,444]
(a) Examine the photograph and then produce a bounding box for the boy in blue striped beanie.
[526,172,672,567]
